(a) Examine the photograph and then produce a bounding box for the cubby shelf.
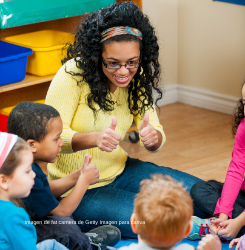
[0,74,55,93]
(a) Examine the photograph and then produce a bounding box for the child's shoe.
[85,225,121,250]
[187,216,217,240]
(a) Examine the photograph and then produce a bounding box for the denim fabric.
[35,214,91,250]
[72,157,201,238]
[191,180,245,237]
[36,239,69,250]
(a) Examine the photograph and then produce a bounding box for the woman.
[45,2,201,238]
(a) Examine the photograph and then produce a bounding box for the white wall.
[143,0,178,86]
[144,0,245,99]
[178,0,245,98]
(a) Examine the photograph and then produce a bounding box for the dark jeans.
[35,214,91,250]
[72,157,202,238]
[191,180,245,237]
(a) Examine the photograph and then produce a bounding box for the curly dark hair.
[63,1,162,117]
[7,102,60,142]
[232,81,245,137]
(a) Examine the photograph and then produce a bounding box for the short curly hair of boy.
[7,102,60,142]
[63,1,162,117]
[134,174,193,248]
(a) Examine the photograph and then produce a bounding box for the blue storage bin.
[0,41,33,86]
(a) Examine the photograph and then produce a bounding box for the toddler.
[119,174,195,250]
[0,132,68,250]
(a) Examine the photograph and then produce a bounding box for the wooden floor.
[39,103,235,182]
[121,103,234,182]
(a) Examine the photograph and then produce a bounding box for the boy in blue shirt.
[7,101,120,250]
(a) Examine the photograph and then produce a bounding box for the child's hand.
[218,218,242,240]
[229,236,244,250]
[79,154,99,185]
[197,234,221,250]
[211,218,226,234]
[78,154,92,175]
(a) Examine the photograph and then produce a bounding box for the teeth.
[116,76,128,80]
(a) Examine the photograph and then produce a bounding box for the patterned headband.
[100,26,143,43]
[0,132,18,168]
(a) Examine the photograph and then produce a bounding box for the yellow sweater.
[45,59,166,196]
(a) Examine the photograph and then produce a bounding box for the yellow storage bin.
[0,100,45,116]
[2,30,74,76]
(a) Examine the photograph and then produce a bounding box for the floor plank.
[121,103,234,182]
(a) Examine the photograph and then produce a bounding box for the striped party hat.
[0,132,18,168]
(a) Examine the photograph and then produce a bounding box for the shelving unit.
[0,74,55,93]
[0,14,81,109]
[0,0,142,110]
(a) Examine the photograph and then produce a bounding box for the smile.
[114,75,130,83]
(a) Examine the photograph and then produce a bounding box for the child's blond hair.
[134,174,193,248]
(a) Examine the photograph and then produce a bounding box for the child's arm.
[214,119,245,219]
[49,169,81,198]
[48,154,99,217]
[197,235,221,250]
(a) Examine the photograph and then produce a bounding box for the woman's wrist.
[72,132,100,152]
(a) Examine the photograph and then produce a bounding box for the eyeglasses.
[102,57,140,70]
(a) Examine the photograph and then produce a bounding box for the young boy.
[119,175,195,250]
[7,101,120,250]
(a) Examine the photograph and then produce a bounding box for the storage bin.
[0,99,45,116]
[2,30,74,76]
[0,114,8,132]
[0,41,33,86]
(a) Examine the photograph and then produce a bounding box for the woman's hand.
[140,112,158,148]
[197,234,221,250]
[79,154,99,185]
[229,236,244,250]
[96,117,121,152]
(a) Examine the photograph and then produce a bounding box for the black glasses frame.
[102,57,140,70]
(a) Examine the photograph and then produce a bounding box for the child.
[0,132,69,250]
[118,174,195,250]
[7,102,121,250]
[188,81,245,240]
